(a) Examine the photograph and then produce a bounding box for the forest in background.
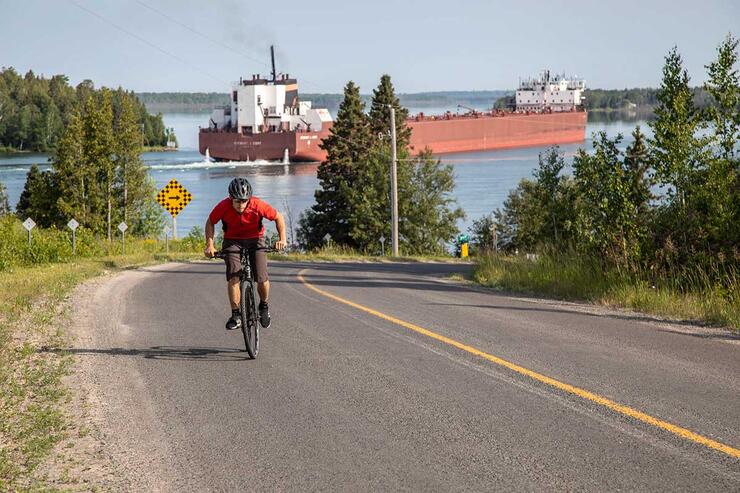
[136,87,713,114]
[0,68,170,153]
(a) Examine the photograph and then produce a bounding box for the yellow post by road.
[461,242,468,258]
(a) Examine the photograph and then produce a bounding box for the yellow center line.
[298,269,740,459]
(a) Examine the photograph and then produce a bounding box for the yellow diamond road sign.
[156,179,192,217]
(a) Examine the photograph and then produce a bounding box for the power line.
[132,0,271,70]
[67,0,228,86]
[131,0,326,92]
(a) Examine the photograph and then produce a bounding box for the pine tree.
[624,126,653,218]
[368,74,411,153]
[299,81,371,248]
[345,76,415,252]
[346,146,391,249]
[16,164,60,227]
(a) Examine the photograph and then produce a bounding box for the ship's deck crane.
[457,104,479,115]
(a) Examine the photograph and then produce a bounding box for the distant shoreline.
[0,147,178,157]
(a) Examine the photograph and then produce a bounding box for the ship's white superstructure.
[516,70,585,112]
[207,74,332,135]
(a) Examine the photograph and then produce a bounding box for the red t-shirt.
[208,196,277,239]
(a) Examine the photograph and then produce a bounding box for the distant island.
[136,91,508,114]
[0,68,173,153]
[137,87,713,115]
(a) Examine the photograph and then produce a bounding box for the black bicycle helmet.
[228,177,253,200]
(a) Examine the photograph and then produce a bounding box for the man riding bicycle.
[204,177,287,330]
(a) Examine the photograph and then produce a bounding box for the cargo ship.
[199,52,587,162]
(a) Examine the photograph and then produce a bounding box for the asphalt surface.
[71,260,739,491]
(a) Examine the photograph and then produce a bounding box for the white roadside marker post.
[23,218,36,246]
[164,225,171,253]
[389,106,399,257]
[118,222,128,255]
[67,219,79,255]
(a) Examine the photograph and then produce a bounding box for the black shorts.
[221,237,268,283]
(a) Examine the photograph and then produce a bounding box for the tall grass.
[280,243,467,263]
[0,216,202,272]
[0,216,203,489]
[473,252,739,329]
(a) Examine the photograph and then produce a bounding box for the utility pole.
[389,105,399,257]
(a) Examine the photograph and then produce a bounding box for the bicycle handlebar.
[211,246,280,259]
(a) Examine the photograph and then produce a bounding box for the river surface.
[0,111,650,239]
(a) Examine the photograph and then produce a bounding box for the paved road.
[72,260,739,491]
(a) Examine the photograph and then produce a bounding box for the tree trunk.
[107,180,112,242]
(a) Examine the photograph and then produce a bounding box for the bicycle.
[213,246,275,358]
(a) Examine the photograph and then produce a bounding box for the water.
[0,112,650,238]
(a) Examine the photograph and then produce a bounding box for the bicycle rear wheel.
[239,280,259,358]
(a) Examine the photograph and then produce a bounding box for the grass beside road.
[0,225,201,490]
[472,253,740,329]
[274,244,471,264]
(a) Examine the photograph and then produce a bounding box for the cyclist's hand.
[204,245,217,258]
[275,240,287,251]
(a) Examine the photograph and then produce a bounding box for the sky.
[1,0,738,94]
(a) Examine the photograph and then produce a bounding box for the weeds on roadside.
[473,252,739,328]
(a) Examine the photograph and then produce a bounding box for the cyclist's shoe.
[225,310,241,330]
[258,301,271,329]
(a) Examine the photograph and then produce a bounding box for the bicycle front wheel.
[239,280,259,358]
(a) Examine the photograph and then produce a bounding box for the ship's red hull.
[199,128,332,162]
[199,111,587,162]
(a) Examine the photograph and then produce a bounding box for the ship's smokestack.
[270,45,276,83]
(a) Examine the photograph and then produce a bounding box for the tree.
[299,81,371,248]
[115,93,146,223]
[128,177,165,237]
[492,179,544,253]
[401,150,463,254]
[468,214,496,253]
[300,74,463,255]
[81,90,116,240]
[368,74,411,154]
[533,147,566,244]
[704,33,739,160]
[54,109,97,229]
[699,34,740,258]
[624,126,653,217]
[649,46,710,257]
[16,164,60,227]
[573,132,647,267]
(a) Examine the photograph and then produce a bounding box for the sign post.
[118,222,128,255]
[23,218,36,246]
[156,179,193,241]
[379,235,386,257]
[323,233,331,249]
[389,106,399,257]
[67,219,79,255]
[163,225,171,253]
